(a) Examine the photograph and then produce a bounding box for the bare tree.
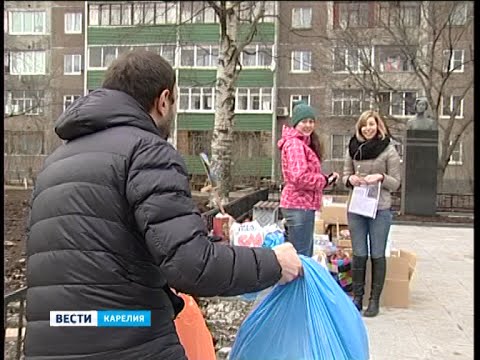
[305,1,473,187]
[207,1,268,203]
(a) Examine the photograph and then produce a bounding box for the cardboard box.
[320,203,348,225]
[337,239,352,248]
[314,219,326,235]
[363,249,417,308]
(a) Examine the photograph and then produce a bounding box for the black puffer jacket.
[25,89,282,360]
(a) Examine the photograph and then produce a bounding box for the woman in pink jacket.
[278,101,339,256]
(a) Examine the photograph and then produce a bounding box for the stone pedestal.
[401,129,438,216]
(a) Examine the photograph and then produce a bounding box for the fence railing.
[4,287,27,360]
[201,188,269,230]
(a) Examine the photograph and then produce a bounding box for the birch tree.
[207,1,268,203]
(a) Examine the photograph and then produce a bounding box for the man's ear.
[156,89,171,117]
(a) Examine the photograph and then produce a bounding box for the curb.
[392,220,473,228]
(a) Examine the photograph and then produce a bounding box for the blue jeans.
[281,208,315,257]
[347,209,393,259]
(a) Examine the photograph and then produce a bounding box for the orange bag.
[174,293,216,360]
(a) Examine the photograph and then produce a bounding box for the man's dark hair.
[102,50,176,112]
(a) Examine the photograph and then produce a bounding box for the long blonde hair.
[355,110,390,141]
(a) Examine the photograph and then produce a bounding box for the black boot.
[351,256,367,312]
[364,257,386,317]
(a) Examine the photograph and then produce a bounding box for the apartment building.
[83,1,277,187]
[4,1,85,184]
[275,1,473,193]
[4,1,473,193]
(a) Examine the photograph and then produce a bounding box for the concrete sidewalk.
[366,225,474,360]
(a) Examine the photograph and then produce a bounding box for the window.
[448,141,463,165]
[332,90,364,116]
[291,51,311,72]
[89,45,176,68]
[63,95,81,111]
[391,2,420,27]
[146,44,175,64]
[235,88,272,112]
[333,2,373,29]
[241,44,273,67]
[378,46,415,72]
[64,54,82,75]
[237,1,275,23]
[378,91,416,117]
[181,1,217,23]
[180,45,219,67]
[450,3,468,26]
[334,47,370,72]
[233,132,271,159]
[290,95,311,116]
[4,91,45,116]
[89,5,99,25]
[292,8,312,29]
[10,51,46,75]
[5,51,10,74]
[65,13,82,33]
[4,130,45,155]
[262,1,276,22]
[441,96,464,118]
[9,11,46,34]
[185,131,212,155]
[89,3,176,26]
[178,88,215,111]
[331,134,351,160]
[443,50,464,73]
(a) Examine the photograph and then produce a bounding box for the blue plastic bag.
[263,229,285,248]
[230,256,370,360]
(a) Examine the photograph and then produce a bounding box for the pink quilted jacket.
[278,125,327,210]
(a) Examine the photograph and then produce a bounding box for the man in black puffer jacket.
[25,50,302,360]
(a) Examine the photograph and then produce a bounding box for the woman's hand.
[327,172,340,185]
[348,174,367,186]
[363,173,384,184]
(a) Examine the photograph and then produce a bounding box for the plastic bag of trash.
[230,256,370,360]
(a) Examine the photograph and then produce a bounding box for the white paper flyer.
[348,182,381,219]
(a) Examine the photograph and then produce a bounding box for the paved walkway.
[366,224,473,360]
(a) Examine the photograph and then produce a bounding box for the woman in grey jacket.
[343,110,401,317]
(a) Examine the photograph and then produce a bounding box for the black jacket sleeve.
[126,139,282,297]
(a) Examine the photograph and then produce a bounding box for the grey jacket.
[342,144,401,210]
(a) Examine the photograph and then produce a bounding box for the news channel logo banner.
[50,310,151,327]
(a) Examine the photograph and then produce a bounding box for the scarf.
[348,135,391,161]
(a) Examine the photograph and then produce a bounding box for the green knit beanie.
[290,101,316,127]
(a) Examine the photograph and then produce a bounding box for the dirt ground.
[4,189,31,294]
[3,189,211,294]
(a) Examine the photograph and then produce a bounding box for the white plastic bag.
[230,220,264,247]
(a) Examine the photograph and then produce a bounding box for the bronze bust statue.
[407,97,437,131]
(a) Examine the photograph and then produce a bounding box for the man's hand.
[364,173,384,184]
[273,242,303,285]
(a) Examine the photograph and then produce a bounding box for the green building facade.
[85,1,277,183]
